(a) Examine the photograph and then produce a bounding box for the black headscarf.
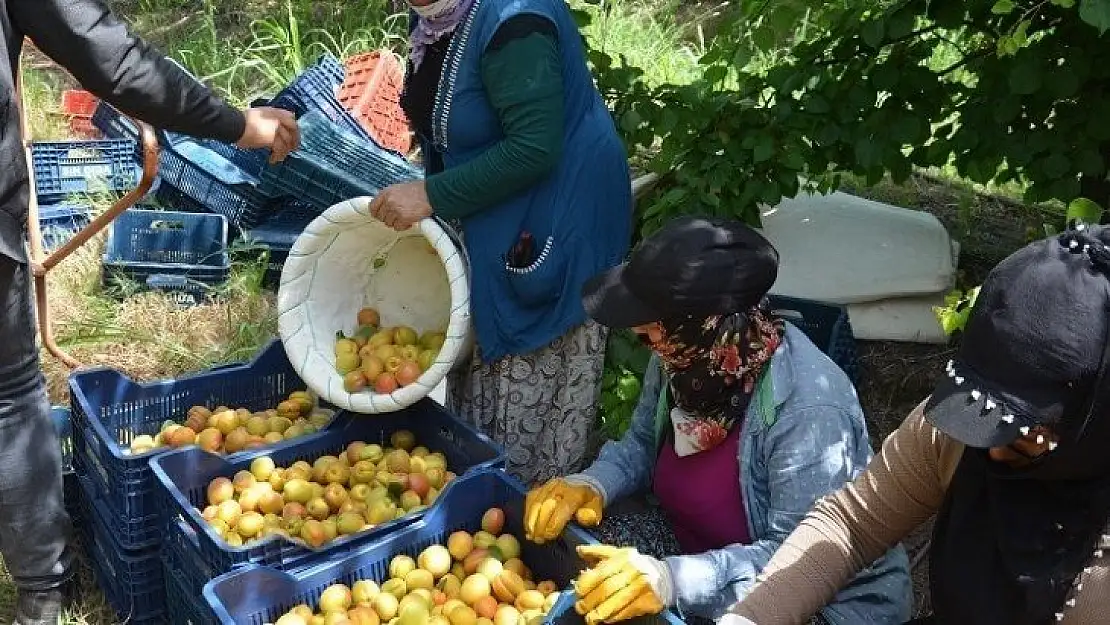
[929,229,1110,625]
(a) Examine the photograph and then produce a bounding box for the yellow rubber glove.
[573,545,671,625]
[524,478,604,543]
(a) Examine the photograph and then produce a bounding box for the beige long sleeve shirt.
[731,402,1110,625]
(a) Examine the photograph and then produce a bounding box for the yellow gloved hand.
[524,478,603,543]
[573,545,671,625]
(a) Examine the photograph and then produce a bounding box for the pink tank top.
[652,425,751,553]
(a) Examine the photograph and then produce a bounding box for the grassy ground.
[11,0,1055,622]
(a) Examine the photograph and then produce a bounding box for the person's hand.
[369,181,434,231]
[524,478,603,543]
[574,545,671,624]
[236,107,300,163]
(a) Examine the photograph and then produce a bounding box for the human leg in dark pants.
[0,256,76,624]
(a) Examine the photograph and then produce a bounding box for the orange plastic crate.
[61,90,101,138]
[338,51,412,155]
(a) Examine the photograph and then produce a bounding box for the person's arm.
[730,404,954,625]
[569,354,664,503]
[12,0,245,143]
[424,15,564,219]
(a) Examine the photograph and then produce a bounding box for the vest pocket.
[504,235,568,308]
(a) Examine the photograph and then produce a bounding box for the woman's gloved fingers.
[577,544,626,563]
[582,569,638,612]
[606,586,665,623]
[575,554,628,596]
[524,481,555,540]
[588,577,646,623]
[576,494,603,527]
[539,502,578,541]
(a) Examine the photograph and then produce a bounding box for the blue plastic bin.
[74,473,166,624]
[236,201,318,288]
[102,209,230,305]
[157,138,274,229]
[266,54,372,143]
[151,398,504,576]
[67,339,339,550]
[32,140,140,203]
[164,519,220,625]
[37,203,92,250]
[258,110,422,210]
[91,101,139,146]
[203,469,684,625]
[768,295,860,386]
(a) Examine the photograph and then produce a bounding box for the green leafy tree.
[579,0,1110,236]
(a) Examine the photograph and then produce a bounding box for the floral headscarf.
[642,302,785,456]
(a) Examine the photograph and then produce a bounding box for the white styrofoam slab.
[759,191,957,304]
[843,293,951,344]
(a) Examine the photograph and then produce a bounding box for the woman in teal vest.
[369,0,633,483]
[523,218,911,624]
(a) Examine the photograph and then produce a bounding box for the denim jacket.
[576,324,912,623]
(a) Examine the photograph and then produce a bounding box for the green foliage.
[933,286,982,336]
[598,330,652,440]
[579,0,1110,237]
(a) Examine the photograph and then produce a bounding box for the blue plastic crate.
[37,203,91,250]
[204,469,684,625]
[74,474,166,624]
[236,201,318,288]
[266,54,372,143]
[67,339,340,547]
[259,111,422,210]
[32,140,140,203]
[91,101,139,146]
[154,179,219,214]
[51,406,81,516]
[164,520,219,625]
[768,295,860,385]
[102,209,230,306]
[151,399,505,576]
[157,139,274,229]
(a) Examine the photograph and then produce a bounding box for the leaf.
[1066,197,1105,224]
[992,0,1016,13]
[862,21,886,49]
[1075,149,1105,177]
[751,25,777,52]
[1053,0,1076,6]
[753,134,774,163]
[1042,153,1071,179]
[1008,58,1043,95]
[1080,0,1110,34]
[855,138,881,169]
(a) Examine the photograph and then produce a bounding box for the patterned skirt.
[446,321,608,487]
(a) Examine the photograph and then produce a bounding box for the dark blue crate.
[204,469,684,625]
[258,111,422,210]
[151,399,505,576]
[102,209,230,306]
[154,179,218,214]
[768,295,860,385]
[52,406,81,515]
[72,422,164,550]
[266,54,372,143]
[74,474,166,624]
[67,339,340,542]
[32,140,140,203]
[37,203,91,251]
[236,201,318,288]
[158,140,274,229]
[164,520,218,625]
[91,101,139,146]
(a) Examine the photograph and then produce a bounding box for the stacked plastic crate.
[65,340,346,624]
[150,403,504,623]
